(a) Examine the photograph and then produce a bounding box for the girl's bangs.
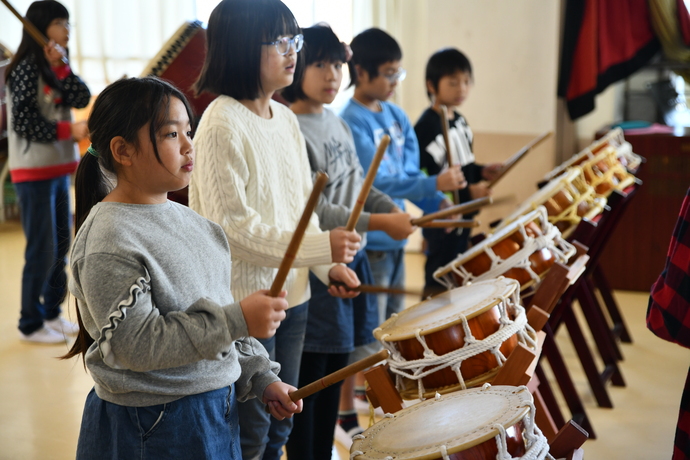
[263,2,300,40]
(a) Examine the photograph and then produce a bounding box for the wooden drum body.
[350,385,550,460]
[374,278,537,400]
[434,207,575,295]
[579,146,636,197]
[497,167,606,238]
[542,127,642,184]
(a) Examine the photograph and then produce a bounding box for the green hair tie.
[86,145,99,158]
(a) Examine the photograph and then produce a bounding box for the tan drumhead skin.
[374,278,518,342]
[351,386,531,460]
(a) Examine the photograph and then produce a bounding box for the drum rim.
[351,386,532,460]
[140,20,203,77]
[433,207,548,279]
[374,278,518,342]
[541,127,623,182]
[496,167,585,232]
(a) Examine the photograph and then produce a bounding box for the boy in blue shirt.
[340,28,467,325]
[340,28,469,436]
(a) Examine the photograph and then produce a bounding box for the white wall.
[392,0,561,136]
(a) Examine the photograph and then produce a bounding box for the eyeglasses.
[384,67,406,84]
[261,34,304,56]
[50,19,71,29]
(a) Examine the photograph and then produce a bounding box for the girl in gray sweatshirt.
[62,77,301,460]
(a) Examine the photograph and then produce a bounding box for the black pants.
[285,351,349,460]
[422,227,470,298]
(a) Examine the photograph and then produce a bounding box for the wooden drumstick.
[1,0,68,64]
[329,281,423,297]
[410,196,492,226]
[346,134,390,231]
[416,219,479,229]
[290,349,390,402]
[268,172,329,297]
[437,105,461,204]
[487,131,552,189]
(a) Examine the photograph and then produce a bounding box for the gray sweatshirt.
[297,109,396,244]
[69,201,279,407]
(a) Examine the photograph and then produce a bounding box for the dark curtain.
[558,0,661,120]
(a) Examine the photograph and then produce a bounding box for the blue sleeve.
[348,109,439,207]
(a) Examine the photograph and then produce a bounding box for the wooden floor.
[0,219,687,460]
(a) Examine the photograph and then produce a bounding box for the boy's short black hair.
[194,0,302,100]
[282,23,346,103]
[425,48,473,99]
[347,28,402,88]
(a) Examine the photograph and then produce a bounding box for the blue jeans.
[303,250,377,353]
[238,301,308,460]
[76,385,241,460]
[366,248,405,326]
[14,176,71,335]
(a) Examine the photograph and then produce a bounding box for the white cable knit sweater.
[189,96,333,308]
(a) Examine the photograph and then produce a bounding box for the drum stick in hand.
[290,349,390,402]
[437,105,461,204]
[1,0,68,64]
[487,131,552,189]
[346,134,390,231]
[268,172,329,297]
[329,280,423,297]
[410,196,492,226]
[416,219,479,229]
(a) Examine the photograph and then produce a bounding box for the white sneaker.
[19,326,66,344]
[45,317,80,336]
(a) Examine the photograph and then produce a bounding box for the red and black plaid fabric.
[648,186,690,460]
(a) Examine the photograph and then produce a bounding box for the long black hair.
[195,0,303,100]
[62,76,194,363]
[5,0,69,90]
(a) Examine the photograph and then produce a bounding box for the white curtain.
[70,0,196,93]
[0,0,196,94]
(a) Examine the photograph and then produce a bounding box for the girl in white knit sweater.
[188,1,362,458]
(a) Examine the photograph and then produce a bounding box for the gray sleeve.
[364,186,397,214]
[73,253,249,372]
[233,337,281,402]
[315,192,370,234]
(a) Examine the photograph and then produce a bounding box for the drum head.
[351,386,531,460]
[374,278,518,342]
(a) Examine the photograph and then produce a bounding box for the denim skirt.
[76,385,241,460]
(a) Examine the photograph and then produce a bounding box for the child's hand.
[43,40,67,67]
[436,165,467,192]
[378,212,416,240]
[481,163,503,182]
[469,182,492,199]
[71,121,89,142]
[239,290,288,339]
[263,382,302,420]
[327,265,360,298]
[329,227,361,263]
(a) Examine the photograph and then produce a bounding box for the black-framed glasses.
[261,34,304,56]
